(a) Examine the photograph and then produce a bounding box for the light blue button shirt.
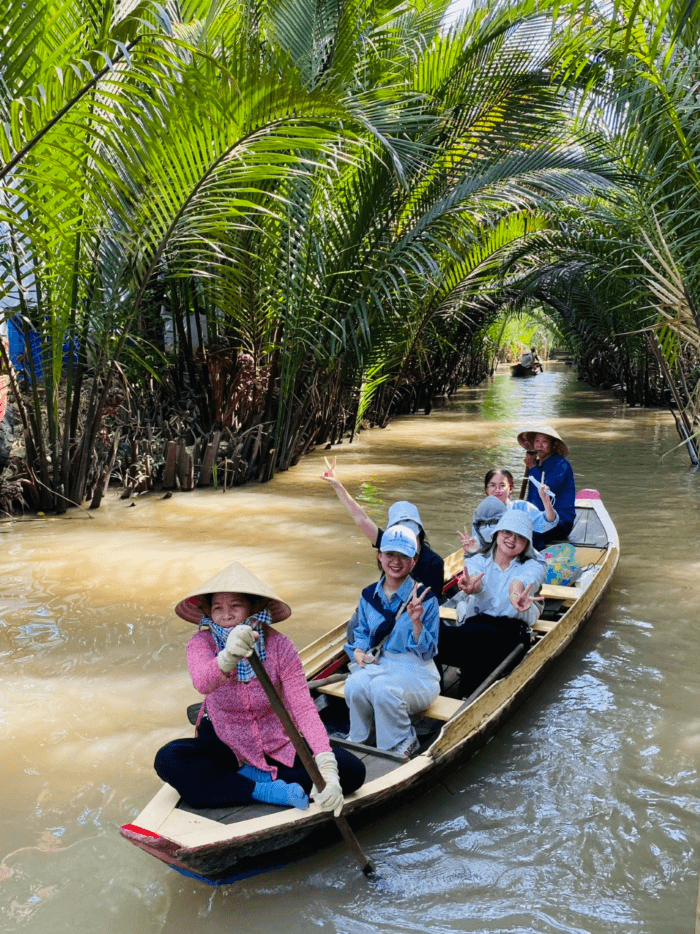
[463,553,546,626]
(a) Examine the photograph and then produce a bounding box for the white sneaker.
[391,728,418,758]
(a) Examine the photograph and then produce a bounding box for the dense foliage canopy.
[2,0,700,509]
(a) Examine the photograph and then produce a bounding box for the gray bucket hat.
[472,495,507,549]
[387,500,423,530]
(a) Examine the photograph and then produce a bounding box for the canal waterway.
[0,364,698,933]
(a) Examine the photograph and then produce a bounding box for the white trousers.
[345,652,440,750]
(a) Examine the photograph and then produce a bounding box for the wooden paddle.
[519,450,538,499]
[246,651,376,878]
[519,465,530,500]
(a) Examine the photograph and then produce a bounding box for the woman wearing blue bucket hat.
[438,510,546,698]
[321,457,444,601]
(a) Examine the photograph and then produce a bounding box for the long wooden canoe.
[511,363,538,377]
[120,491,618,883]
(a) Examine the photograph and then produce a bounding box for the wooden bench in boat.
[315,678,465,723]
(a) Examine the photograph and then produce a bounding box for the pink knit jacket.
[188,625,331,778]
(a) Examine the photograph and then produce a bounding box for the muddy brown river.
[1,363,699,934]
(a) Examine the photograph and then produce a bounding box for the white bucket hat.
[490,510,539,559]
[174,562,291,624]
[516,424,568,457]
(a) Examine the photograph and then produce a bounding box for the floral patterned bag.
[542,542,580,586]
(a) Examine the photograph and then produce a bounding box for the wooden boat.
[120,491,618,884]
[510,362,538,377]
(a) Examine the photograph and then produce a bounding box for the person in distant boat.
[344,525,440,757]
[459,468,558,553]
[321,457,445,602]
[517,425,576,550]
[530,347,542,372]
[438,511,545,698]
[154,562,365,812]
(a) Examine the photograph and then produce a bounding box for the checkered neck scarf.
[201,609,271,682]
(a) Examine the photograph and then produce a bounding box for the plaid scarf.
[201,608,271,682]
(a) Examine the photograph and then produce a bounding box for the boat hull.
[120,495,618,883]
[510,363,538,377]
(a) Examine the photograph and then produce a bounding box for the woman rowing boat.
[154,563,365,812]
[517,426,576,549]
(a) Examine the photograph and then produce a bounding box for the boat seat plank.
[316,679,463,722]
[439,582,577,621]
[532,619,557,634]
[540,583,577,603]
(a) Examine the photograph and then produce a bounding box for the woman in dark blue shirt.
[517,425,575,550]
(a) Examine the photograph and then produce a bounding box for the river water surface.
[1,364,699,934]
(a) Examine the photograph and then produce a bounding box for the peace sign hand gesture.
[509,582,544,613]
[458,568,484,595]
[408,582,430,624]
[321,456,339,486]
[407,583,431,640]
[458,527,479,554]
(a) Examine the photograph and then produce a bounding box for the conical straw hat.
[174,562,291,624]
[516,424,568,457]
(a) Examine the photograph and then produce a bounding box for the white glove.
[216,624,256,673]
[311,750,344,816]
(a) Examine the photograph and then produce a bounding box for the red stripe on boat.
[314,656,346,680]
[121,824,161,839]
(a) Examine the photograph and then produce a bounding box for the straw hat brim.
[174,561,291,624]
[516,424,568,457]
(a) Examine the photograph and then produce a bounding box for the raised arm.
[538,484,557,522]
[320,457,379,544]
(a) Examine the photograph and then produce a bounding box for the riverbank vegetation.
[2,0,700,513]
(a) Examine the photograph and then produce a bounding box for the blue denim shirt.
[345,574,439,660]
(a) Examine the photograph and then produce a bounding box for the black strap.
[362,580,430,649]
[362,584,397,648]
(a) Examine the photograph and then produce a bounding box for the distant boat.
[120,494,619,886]
[511,362,538,377]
